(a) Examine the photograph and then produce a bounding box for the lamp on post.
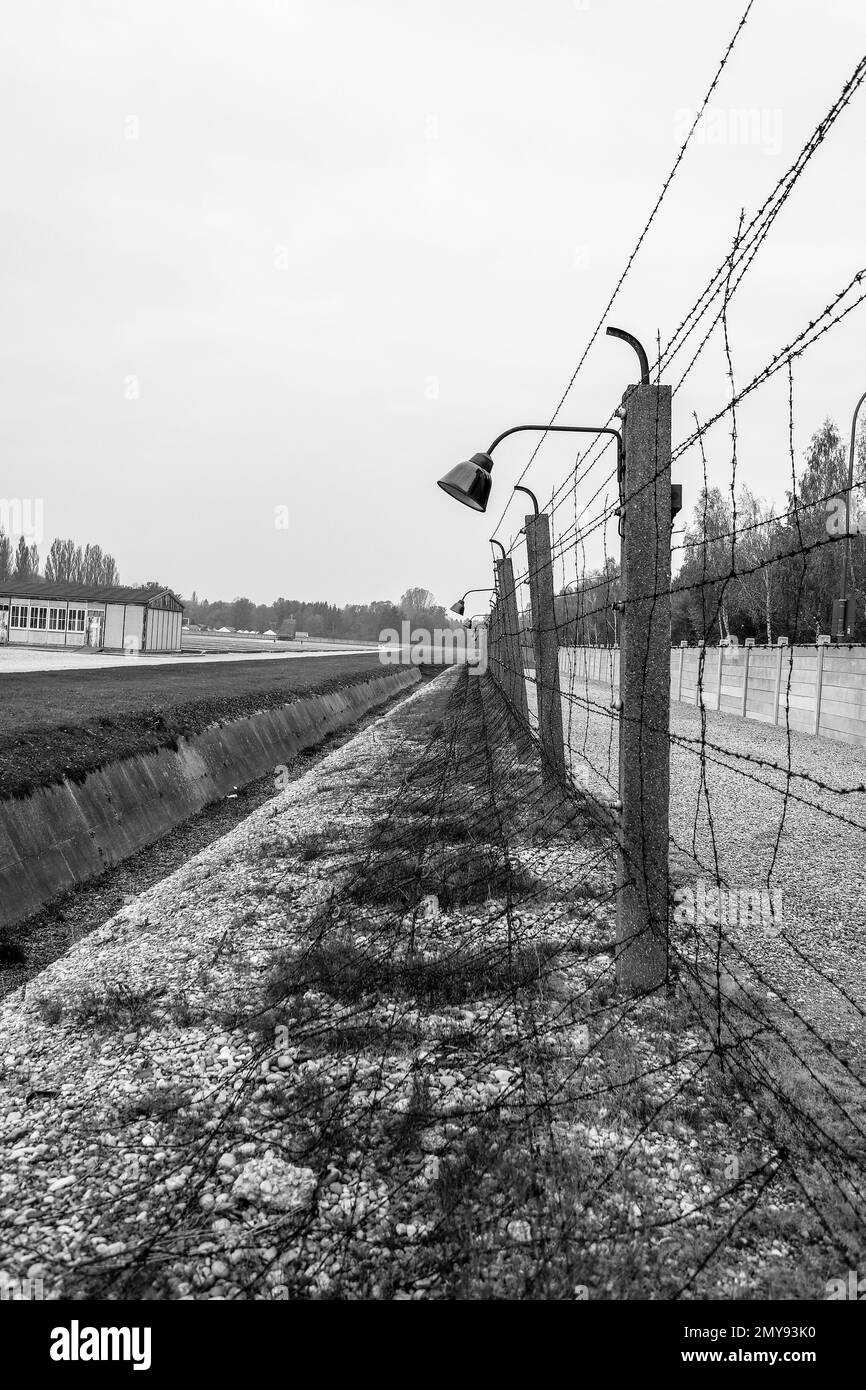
[449,587,494,618]
[436,325,676,994]
[438,426,622,514]
[833,389,866,641]
[439,421,622,819]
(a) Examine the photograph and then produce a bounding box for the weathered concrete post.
[493,556,530,728]
[773,636,788,725]
[525,512,567,812]
[742,637,755,718]
[616,382,672,993]
[485,599,500,685]
[815,635,829,736]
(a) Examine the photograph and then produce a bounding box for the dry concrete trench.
[0,667,421,941]
[0,669,465,1298]
[0,667,445,1002]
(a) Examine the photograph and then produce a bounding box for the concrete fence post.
[677,641,686,701]
[774,637,788,726]
[716,644,724,711]
[616,380,672,994]
[815,637,829,736]
[525,512,568,812]
[695,639,704,706]
[493,556,530,729]
[742,638,754,718]
[486,601,500,686]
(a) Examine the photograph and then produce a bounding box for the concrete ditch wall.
[0,667,420,929]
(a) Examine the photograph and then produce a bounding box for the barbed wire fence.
[154,34,864,1302]
[474,128,866,1309]
[18,16,866,1305]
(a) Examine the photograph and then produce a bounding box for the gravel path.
[0,673,467,1299]
[554,674,866,1058]
[0,667,859,1301]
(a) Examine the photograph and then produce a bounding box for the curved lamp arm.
[486,423,623,479]
[513,484,539,517]
[605,326,650,385]
[438,326,646,516]
[450,585,494,617]
[841,389,866,601]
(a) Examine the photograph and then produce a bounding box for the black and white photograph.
[0,0,864,1364]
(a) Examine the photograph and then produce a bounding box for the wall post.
[493,556,530,730]
[815,637,829,737]
[525,512,568,814]
[616,381,672,993]
[742,638,754,718]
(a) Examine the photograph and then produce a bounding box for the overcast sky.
[2,0,864,610]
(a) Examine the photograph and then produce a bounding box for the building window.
[49,607,67,632]
[68,607,86,632]
[10,605,26,629]
[29,606,47,630]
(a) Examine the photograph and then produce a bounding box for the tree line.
[0,527,457,645]
[4,419,858,649]
[672,418,866,644]
[185,586,457,641]
[540,417,866,648]
[0,533,120,587]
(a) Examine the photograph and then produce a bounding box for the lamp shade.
[450,597,466,616]
[437,453,493,512]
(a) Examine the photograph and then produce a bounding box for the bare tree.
[734,486,780,644]
[400,587,437,617]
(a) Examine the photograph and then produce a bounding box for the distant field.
[0,653,386,800]
[182,632,380,654]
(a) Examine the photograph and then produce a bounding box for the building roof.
[0,578,184,607]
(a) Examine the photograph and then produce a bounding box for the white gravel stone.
[231,1157,317,1212]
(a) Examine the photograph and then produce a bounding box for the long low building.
[0,580,184,653]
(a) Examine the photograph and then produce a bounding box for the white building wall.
[144,605,182,651]
[122,606,145,651]
[103,603,126,649]
[0,595,182,650]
